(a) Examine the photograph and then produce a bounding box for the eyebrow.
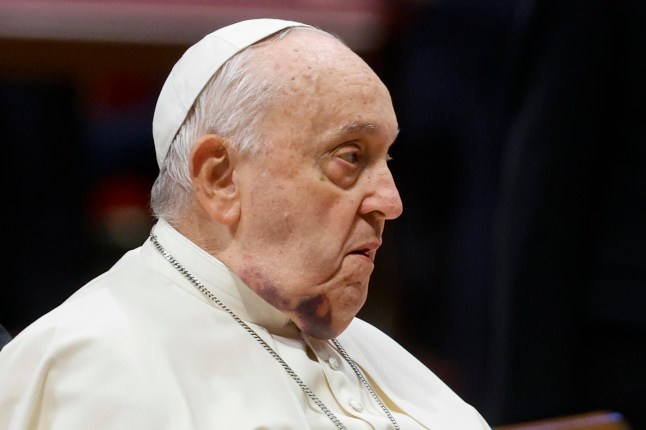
[339,122,377,134]
[333,122,400,146]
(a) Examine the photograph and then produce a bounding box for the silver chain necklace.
[150,233,400,430]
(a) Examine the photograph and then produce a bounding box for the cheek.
[245,184,298,241]
[266,212,296,242]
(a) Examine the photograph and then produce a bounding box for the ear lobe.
[190,134,240,225]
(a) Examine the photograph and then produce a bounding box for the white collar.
[144,218,297,336]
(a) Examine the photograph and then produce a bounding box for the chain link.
[331,339,400,430]
[150,233,399,430]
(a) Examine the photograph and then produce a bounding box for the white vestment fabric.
[0,219,491,430]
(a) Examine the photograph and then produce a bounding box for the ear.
[190,134,240,225]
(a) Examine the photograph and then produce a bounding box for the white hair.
[150,26,333,224]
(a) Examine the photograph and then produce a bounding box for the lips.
[349,240,381,261]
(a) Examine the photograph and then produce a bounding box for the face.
[227,30,402,339]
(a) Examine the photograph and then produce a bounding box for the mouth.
[348,241,381,261]
[349,249,371,258]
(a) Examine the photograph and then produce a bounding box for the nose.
[360,164,403,220]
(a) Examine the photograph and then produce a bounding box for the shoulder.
[0,245,194,373]
[0,246,219,429]
[339,318,492,429]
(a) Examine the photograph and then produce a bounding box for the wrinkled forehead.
[252,30,385,109]
[220,28,396,157]
[254,29,363,74]
[255,44,397,152]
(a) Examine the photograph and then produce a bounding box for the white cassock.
[0,219,491,430]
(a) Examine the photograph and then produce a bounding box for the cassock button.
[349,399,364,413]
[327,356,340,370]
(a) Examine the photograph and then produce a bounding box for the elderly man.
[0,19,491,429]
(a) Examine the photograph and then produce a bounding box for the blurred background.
[1,0,644,428]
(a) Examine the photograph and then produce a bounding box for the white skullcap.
[152,18,312,168]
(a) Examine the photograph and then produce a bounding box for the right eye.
[321,143,364,189]
[336,147,361,165]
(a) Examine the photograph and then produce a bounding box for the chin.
[299,316,355,340]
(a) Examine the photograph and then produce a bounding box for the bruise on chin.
[295,294,333,337]
[239,266,334,337]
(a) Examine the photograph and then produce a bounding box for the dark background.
[2,0,644,428]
